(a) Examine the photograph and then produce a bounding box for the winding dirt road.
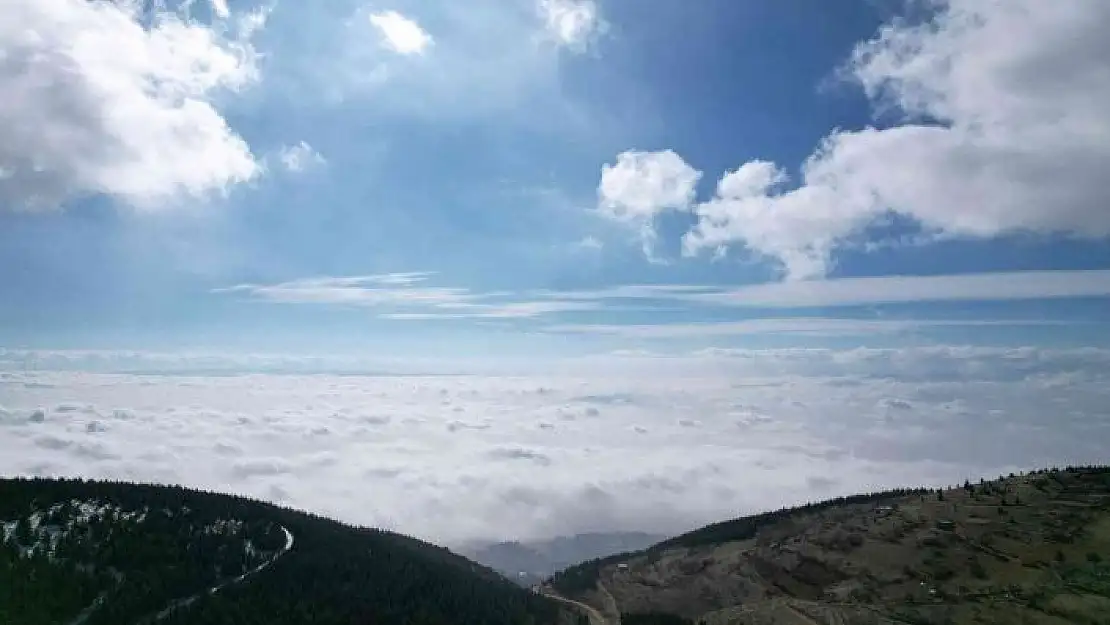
[539,586,613,625]
[136,526,294,624]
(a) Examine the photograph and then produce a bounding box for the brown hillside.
[546,467,1110,625]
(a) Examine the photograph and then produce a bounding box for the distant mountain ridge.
[462,531,665,587]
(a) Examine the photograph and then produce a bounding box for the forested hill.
[0,477,582,625]
[545,467,1110,625]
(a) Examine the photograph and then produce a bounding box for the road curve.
[136,525,294,624]
[538,586,611,625]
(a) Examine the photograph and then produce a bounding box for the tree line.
[1,478,577,625]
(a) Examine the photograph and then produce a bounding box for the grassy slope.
[548,467,1110,625]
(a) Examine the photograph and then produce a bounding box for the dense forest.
[0,478,581,625]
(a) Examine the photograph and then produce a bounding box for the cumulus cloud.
[367,10,434,56]
[276,141,326,173]
[2,346,1108,545]
[0,0,266,211]
[597,150,702,254]
[538,0,606,52]
[598,150,702,224]
[604,1,1110,278]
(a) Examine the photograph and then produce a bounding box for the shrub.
[970,559,987,579]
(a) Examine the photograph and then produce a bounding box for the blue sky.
[2,0,1109,360]
[3,0,1110,543]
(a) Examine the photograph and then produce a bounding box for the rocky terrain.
[547,467,1110,625]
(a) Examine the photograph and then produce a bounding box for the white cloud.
[532,269,1110,309]
[2,346,1107,545]
[667,269,1110,308]
[276,141,326,173]
[213,269,1110,328]
[597,150,701,256]
[598,150,701,224]
[214,273,605,319]
[605,1,1110,278]
[599,346,1110,383]
[215,273,473,306]
[381,300,600,320]
[299,1,591,124]
[209,0,230,19]
[0,0,265,212]
[367,10,433,56]
[574,236,604,251]
[546,317,1061,339]
[538,0,606,52]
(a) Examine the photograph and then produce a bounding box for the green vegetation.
[0,478,574,625]
[549,466,1110,625]
[549,487,930,595]
[655,488,932,551]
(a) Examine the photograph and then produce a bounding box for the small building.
[616,563,629,571]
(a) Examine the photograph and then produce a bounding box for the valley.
[4,467,1110,624]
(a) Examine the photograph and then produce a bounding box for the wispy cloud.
[209,0,230,19]
[573,236,604,252]
[275,141,326,173]
[672,270,1110,308]
[214,270,1110,329]
[534,270,1110,308]
[314,0,595,123]
[214,273,599,320]
[382,301,601,320]
[537,0,607,52]
[546,318,1065,339]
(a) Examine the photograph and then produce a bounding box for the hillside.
[545,467,1110,625]
[463,532,665,587]
[0,478,583,625]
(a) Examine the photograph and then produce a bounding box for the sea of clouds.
[2,347,1108,547]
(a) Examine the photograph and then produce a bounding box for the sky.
[1,0,1108,356]
[1,0,1109,544]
